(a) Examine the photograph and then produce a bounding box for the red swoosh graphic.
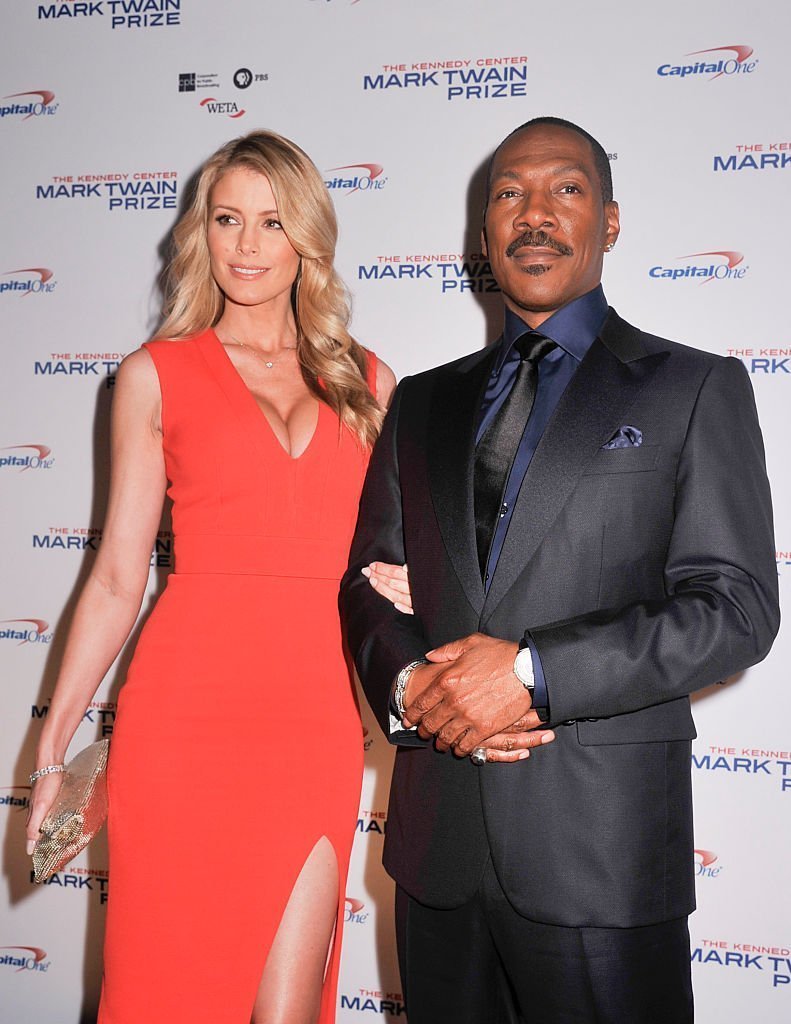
[3,443,52,459]
[345,897,365,913]
[687,45,754,80]
[680,250,743,268]
[6,90,56,105]
[5,268,54,284]
[0,946,48,971]
[0,618,50,644]
[694,849,718,867]
[229,109,246,119]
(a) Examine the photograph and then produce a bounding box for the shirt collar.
[496,285,609,373]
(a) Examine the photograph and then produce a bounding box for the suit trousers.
[395,858,694,1024]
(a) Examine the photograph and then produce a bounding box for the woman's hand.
[25,772,65,855]
[362,562,413,614]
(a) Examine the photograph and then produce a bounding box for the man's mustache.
[505,231,573,258]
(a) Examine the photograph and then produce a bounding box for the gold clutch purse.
[32,739,110,884]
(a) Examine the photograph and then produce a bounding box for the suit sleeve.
[340,379,431,744]
[532,357,780,723]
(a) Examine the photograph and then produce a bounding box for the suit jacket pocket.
[576,697,696,745]
[583,445,661,475]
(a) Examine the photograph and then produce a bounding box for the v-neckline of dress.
[207,328,323,463]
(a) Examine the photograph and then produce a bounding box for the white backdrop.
[1,1,789,1021]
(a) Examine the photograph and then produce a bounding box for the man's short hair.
[486,116,614,205]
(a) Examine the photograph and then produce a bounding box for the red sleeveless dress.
[98,329,372,1022]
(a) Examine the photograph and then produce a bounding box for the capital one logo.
[649,250,747,284]
[0,946,49,973]
[1,268,56,297]
[694,849,722,878]
[324,163,386,194]
[657,45,758,80]
[344,897,370,924]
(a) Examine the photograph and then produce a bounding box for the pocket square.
[601,425,642,449]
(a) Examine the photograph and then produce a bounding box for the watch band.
[394,658,429,719]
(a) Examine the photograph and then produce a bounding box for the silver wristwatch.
[513,637,535,696]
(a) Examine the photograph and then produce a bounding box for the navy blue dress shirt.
[476,285,609,710]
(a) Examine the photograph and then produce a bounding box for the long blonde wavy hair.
[157,130,383,446]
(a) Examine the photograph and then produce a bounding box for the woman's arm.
[26,348,167,851]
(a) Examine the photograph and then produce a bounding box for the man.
[340,117,779,1023]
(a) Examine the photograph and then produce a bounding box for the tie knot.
[514,332,556,363]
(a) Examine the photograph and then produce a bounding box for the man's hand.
[402,633,554,757]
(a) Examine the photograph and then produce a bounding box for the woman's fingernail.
[541,731,556,744]
[518,750,530,759]
[26,840,35,856]
[361,567,371,577]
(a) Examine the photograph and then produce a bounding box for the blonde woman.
[26,131,409,1024]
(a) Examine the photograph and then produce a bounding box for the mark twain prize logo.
[0,90,58,120]
[0,445,54,471]
[356,809,387,836]
[2,268,57,297]
[363,55,528,102]
[727,345,791,376]
[32,698,116,739]
[693,744,791,794]
[648,250,748,285]
[0,947,50,974]
[37,0,180,29]
[35,170,178,212]
[692,938,791,991]
[0,619,53,646]
[33,349,126,386]
[325,164,387,195]
[340,988,405,1016]
[657,45,758,80]
[32,866,110,903]
[714,139,791,172]
[31,527,173,567]
[358,252,499,295]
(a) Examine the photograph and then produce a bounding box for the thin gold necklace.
[229,335,298,370]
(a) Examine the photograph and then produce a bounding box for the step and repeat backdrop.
[1,0,789,1021]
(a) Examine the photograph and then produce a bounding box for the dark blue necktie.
[474,334,556,579]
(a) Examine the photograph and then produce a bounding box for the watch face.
[514,648,534,688]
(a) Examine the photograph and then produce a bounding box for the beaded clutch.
[32,739,110,883]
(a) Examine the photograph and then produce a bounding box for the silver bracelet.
[29,764,66,785]
[394,658,429,719]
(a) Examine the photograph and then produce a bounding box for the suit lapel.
[482,311,668,622]
[427,346,497,614]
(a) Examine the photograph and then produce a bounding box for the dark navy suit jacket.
[340,308,779,928]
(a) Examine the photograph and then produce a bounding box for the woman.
[26,130,409,1024]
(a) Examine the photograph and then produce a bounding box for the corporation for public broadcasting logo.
[0,947,50,973]
[1,268,57,296]
[656,45,758,80]
[0,619,53,646]
[0,90,58,120]
[0,444,54,471]
[324,164,387,194]
[648,251,748,284]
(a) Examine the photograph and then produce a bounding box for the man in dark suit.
[340,117,779,1023]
